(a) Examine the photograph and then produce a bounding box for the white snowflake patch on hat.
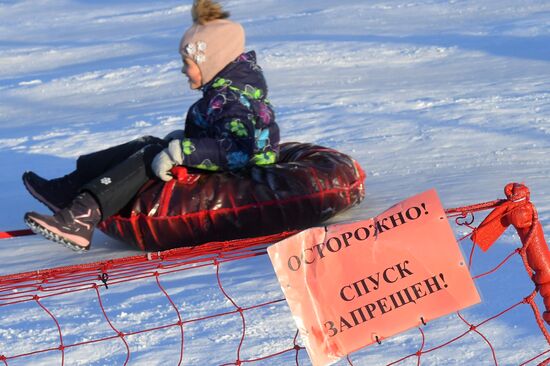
[185,41,207,64]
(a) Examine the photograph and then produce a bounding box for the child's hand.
[152,140,184,181]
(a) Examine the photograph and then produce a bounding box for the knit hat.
[180,0,245,85]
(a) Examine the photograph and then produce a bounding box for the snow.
[1,0,549,365]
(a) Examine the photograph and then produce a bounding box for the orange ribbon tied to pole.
[472,183,550,325]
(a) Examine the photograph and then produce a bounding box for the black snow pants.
[75,136,167,219]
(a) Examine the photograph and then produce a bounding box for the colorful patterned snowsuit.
[75,51,279,218]
[179,51,280,171]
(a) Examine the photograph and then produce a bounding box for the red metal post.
[472,183,550,325]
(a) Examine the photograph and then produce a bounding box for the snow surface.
[0,0,549,365]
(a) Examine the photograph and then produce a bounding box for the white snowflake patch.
[185,41,207,64]
[100,177,112,185]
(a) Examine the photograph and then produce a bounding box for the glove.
[163,129,186,142]
[152,139,184,181]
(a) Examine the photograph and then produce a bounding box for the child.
[23,0,280,252]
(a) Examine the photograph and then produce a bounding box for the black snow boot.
[24,192,102,252]
[22,171,82,212]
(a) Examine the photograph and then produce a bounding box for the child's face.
[181,57,202,90]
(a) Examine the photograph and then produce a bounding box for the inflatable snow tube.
[99,142,366,251]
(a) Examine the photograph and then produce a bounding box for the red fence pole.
[471,183,550,327]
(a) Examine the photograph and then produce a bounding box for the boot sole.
[24,215,90,253]
[22,174,61,213]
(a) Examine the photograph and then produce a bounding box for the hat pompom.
[192,0,230,25]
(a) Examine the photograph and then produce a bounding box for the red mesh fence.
[1,185,549,365]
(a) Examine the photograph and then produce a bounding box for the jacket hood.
[202,51,268,95]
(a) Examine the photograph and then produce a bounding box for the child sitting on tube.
[23,0,280,252]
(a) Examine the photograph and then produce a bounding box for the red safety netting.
[1,184,549,365]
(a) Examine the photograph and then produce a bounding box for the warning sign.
[267,189,481,366]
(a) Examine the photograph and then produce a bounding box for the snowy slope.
[1,0,550,365]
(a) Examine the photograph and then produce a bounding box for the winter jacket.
[178,51,279,171]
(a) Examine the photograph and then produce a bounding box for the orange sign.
[268,189,481,366]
